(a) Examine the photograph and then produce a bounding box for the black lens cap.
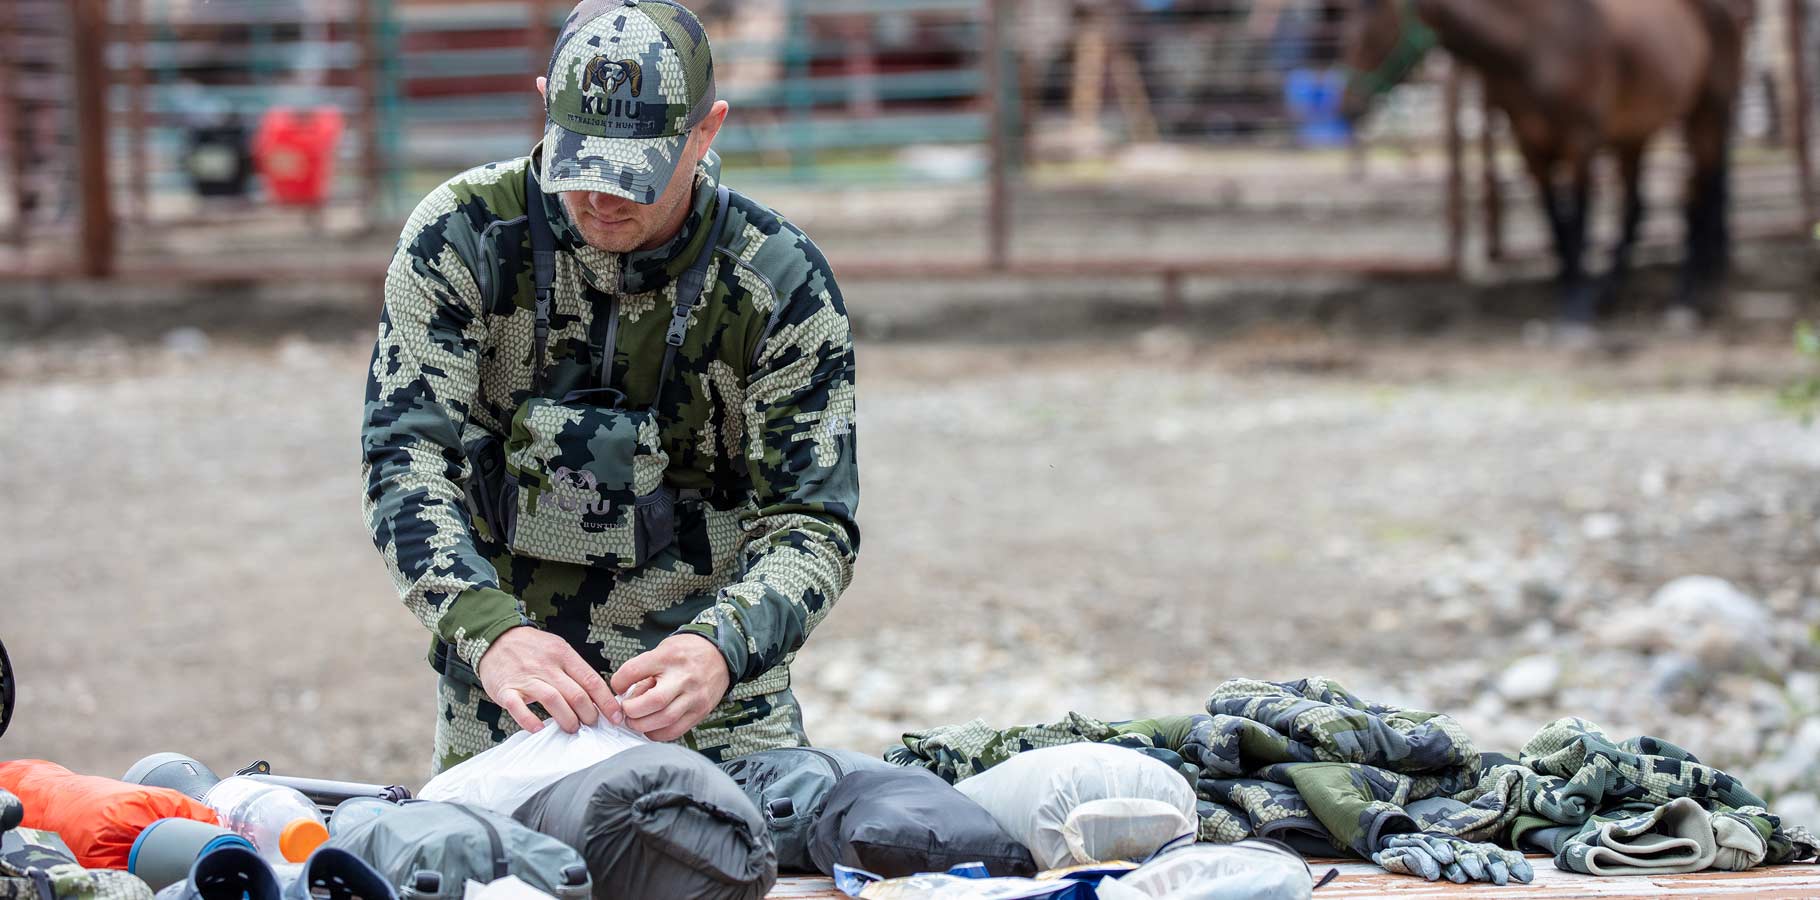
[0,638,12,740]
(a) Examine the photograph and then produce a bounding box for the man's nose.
[583,191,632,214]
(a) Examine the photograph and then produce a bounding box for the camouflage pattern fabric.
[884,713,1118,782]
[365,153,857,772]
[886,677,1820,877]
[540,0,716,201]
[1548,799,1815,875]
[0,828,152,900]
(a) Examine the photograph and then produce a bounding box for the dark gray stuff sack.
[808,766,1037,879]
[513,743,777,900]
[327,801,589,900]
[719,747,899,874]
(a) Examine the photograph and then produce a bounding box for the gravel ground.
[2,322,1818,827]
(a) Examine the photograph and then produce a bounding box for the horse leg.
[1679,95,1734,319]
[1523,150,1579,308]
[1554,158,1597,324]
[1603,142,1647,314]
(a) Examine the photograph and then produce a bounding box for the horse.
[1340,0,1754,326]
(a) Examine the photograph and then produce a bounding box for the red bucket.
[252,106,344,206]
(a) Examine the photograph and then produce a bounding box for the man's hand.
[476,626,621,734]
[609,634,731,742]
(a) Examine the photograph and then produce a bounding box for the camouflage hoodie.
[362,150,858,744]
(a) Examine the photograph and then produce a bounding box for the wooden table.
[768,859,1820,898]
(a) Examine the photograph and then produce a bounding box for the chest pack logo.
[551,466,614,526]
[579,56,644,118]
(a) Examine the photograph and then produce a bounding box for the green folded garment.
[1559,799,1716,875]
[1556,797,1769,876]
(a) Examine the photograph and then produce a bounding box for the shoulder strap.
[526,165,558,396]
[649,183,732,414]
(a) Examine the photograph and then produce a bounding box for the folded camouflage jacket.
[886,677,1820,872]
[362,151,859,714]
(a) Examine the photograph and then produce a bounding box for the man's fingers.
[561,655,621,723]
[643,719,695,743]
[609,651,665,695]
[554,673,599,728]
[621,677,683,721]
[631,696,703,742]
[496,688,544,734]
[522,679,582,734]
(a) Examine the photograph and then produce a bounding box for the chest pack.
[466,168,731,572]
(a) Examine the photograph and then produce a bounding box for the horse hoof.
[1663,306,1702,335]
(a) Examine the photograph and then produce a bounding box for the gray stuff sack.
[808,766,1037,879]
[326,801,588,900]
[719,747,898,874]
[513,743,776,900]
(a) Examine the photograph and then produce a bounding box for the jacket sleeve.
[362,192,526,670]
[676,235,860,684]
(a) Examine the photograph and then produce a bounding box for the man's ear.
[692,100,730,158]
[535,76,548,100]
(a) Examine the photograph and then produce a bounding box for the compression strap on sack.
[526,166,558,397]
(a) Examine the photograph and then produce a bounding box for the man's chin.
[579,227,646,254]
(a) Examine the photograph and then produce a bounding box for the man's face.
[557,145,699,253]
[537,75,729,254]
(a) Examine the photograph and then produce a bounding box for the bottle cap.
[279,818,328,862]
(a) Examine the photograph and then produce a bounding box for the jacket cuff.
[675,613,748,688]
[443,587,528,670]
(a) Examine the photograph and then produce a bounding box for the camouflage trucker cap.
[540,0,716,203]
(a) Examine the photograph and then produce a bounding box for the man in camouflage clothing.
[362,0,858,772]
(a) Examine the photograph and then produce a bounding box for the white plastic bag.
[418,720,649,815]
[954,745,1196,869]
[1093,841,1314,900]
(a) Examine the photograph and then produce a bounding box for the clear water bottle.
[202,776,329,863]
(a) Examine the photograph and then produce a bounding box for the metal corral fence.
[0,0,1814,300]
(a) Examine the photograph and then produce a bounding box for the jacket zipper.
[598,293,620,390]
[451,804,509,880]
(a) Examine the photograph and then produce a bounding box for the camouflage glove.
[1372,834,1535,885]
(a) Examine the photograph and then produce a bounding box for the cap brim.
[539,122,688,204]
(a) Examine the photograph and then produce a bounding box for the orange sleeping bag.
[0,760,219,868]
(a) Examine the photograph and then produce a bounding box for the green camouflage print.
[366,152,857,771]
[1189,678,1480,857]
[501,401,667,568]
[884,713,1118,782]
[0,829,152,900]
[883,678,1819,876]
[540,0,715,200]
[433,670,807,774]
